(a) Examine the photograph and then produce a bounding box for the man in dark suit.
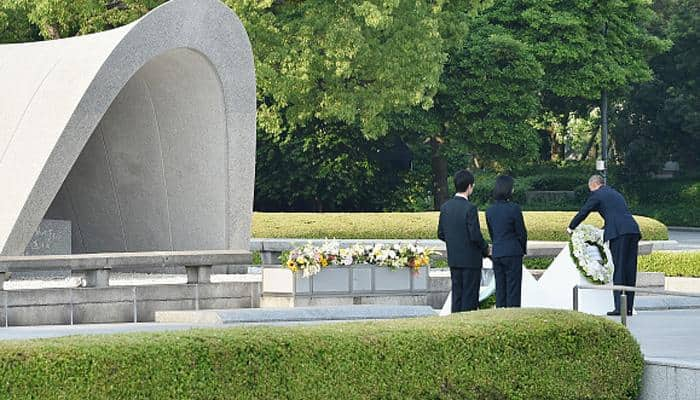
[438,170,490,313]
[568,175,641,316]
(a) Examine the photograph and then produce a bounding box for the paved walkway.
[668,227,700,251]
[620,309,700,367]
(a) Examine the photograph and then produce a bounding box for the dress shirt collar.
[455,193,469,201]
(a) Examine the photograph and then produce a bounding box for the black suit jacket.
[569,186,641,242]
[438,196,489,269]
[486,200,527,258]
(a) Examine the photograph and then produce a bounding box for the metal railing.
[573,284,700,326]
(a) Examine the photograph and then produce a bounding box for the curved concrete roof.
[0,0,256,255]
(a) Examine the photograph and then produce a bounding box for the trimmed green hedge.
[639,251,700,277]
[0,310,643,399]
[252,212,669,241]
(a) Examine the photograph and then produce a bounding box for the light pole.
[597,22,609,184]
[600,89,608,184]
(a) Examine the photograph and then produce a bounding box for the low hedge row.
[620,178,700,227]
[0,310,643,399]
[639,251,700,277]
[252,212,669,241]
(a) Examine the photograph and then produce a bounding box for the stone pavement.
[621,309,700,366]
[668,227,700,251]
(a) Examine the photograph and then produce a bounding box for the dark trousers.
[493,256,523,308]
[609,234,640,313]
[450,268,481,312]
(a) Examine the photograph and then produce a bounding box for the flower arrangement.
[569,224,614,284]
[283,241,435,277]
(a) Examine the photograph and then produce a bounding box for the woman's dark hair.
[493,175,515,201]
[454,170,475,192]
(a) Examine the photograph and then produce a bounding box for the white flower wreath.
[569,224,614,284]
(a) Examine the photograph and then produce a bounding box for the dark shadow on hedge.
[0,309,643,399]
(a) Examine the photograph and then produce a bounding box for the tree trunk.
[430,136,449,210]
[46,25,60,40]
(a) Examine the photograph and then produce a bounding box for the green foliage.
[254,123,409,211]
[251,250,262,265]
[226,0,476,139]
[618,178,700,227]
[251,211,668,241]
[524,257,554,270]
[639,251,700,277]
[0,0,163,41]
[485,0,669,100]
[0,0,39,42]
[0,309,644,399]
[614,0,700,173]
[399,18,544,167]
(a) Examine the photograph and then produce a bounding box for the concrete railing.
[0,250,251,290]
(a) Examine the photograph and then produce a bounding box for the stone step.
[635,296,700,310]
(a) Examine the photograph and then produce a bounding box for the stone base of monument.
[260,265,430,308]
[155,305,436,324]
[522,245,615,315]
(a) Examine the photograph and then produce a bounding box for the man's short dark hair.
[493,175,515,201]
[454,170,474,193]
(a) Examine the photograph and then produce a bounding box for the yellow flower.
[286,260,295,269]
[296,256,306,265]
[320,257,328,267]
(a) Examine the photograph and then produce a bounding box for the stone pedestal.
[261,265,429,308]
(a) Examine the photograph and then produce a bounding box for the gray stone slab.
[637,272,665,288]
[626,310,700,365]
[668,228,700,251]
[24,219,71,256]
[0,250,251,272]
[294,275,310,294]
[635,296,700,310]
[412,267,429,291]
[374,268,411,291]
[0,0,255,256]
[352,267,372,292]
[156,305,436,324]
[312,268,350,293]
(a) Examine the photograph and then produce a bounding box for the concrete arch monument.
[0,0,255,255]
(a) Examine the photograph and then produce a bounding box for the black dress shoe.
[606,310,621,316]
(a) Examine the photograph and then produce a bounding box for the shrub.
[618,178,700,227]
[524,257,555,270]
[639,251,700,277]
[252,212,669,241]
[0,310,644,399]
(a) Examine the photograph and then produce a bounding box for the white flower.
[570,224,614,284]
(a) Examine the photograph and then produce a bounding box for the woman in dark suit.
[486,175,527,308]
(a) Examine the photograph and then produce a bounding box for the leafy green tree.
[487,0,668,100]
[224,0,482,210]
[0,0,162,41]
[255,121,414,211]
[0,0,39,42]
[485,0,669,163]
[397,20,544,208]
[615,0,699,174]
[225,0,475,139]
